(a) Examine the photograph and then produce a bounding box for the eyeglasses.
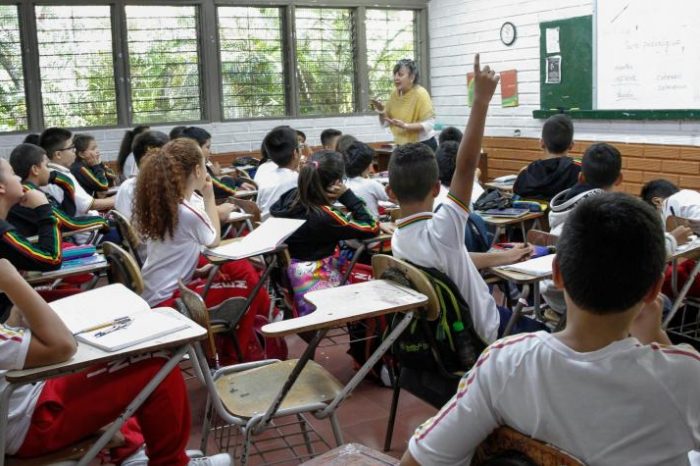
[61,145,76,152]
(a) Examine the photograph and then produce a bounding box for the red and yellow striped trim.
[52,171,75,196]
[447,192,469,213]
[320,205,379,234]
[2,227,62,265]
[53,208,107,231]
[212,176,237,196]
[80,166,109,190]
[396,214,432,230]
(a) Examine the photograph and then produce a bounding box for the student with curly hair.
[133,138,272,363]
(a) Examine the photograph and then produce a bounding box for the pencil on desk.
[74,316,132,336]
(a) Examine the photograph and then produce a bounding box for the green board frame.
[535,15,700,120]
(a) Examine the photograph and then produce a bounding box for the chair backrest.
[177,280,218,361]
[372,254,439,321]
[109,209,143,267]
[102,241,144,295]
[526,229,559,247]
[472,426,586,466]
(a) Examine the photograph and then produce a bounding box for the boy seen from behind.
[513,114,580,201]
[321,128,342,150]
[344,140,389,218]
[389,55,526,344]
[256,126,301,220]
[401,193,698,466]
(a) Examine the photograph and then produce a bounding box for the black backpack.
[473,188,512,211]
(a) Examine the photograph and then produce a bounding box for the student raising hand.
[449,54,499,209]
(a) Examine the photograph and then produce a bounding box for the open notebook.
[206,217,305,260]
[49,284,189,352]
[496,253,556,277]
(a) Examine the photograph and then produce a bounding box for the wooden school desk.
[663,239,700,329]
[0,308,206,466]
[488,259,553,336]
[257,279,428,443]
[478,211,544,243]
[23,255,110,287]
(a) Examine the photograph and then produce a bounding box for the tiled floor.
[186,333,438,465]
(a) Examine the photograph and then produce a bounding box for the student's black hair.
[320,128,342,147]
[541,114,574,154]
[132,130,170,166]
[557,192,666,314]
[259,141,269,164]
[117,124,150,174]
[388,143,438,203]
[335,134,358,156]
[641,179,680,205]
[296,130,306,142]
[344,141,375,178]
[393,58,419,84]
[438,126,463,145]
[181,126,212,147]
[73,133,95,157]
[22,133,40,146]
[481,451,538,466]
[10,143,47,180]
[263,126,298,167]
[435,141,459,187]
[293,150,345,212]
[39,127,72,160]
[169,126,186,140]
[581,142,622,188]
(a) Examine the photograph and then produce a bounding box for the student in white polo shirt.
[401,193,700,466]
[132,138,272,364]
[343,140,389,218]
[255,126,300,220]
[389,55,541,344]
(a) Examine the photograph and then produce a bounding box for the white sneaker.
[121,446,207,465]
[188,453,233,466]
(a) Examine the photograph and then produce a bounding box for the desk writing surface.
[671,238,700,261]
[488,267,551,284]
[479,211,543,226]
[261,279,428,337]
[24,259,110,285]
[6,309,206,384]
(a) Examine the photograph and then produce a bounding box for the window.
[35,5,117,128]
[366,9,416,102]
[295,8,355,115]
[219,7,285,119]
[126,5,201,124]
[0,6,26,132]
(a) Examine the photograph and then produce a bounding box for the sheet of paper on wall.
[545,55,562,84]
[546,27,560,54]
[500,69,519,108]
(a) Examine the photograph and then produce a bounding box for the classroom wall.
[0,115,391,161]
[428,0,700,146]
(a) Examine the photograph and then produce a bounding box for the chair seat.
[215,359,343,419]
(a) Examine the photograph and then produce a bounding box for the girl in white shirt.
[132,138,273,363]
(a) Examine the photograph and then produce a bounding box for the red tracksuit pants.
[15,352,190,466]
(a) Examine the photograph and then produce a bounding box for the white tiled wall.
[428,0,700,146]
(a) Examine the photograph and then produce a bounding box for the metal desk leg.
[0,383,19,465]
[503,284,530,336]
[663,259,700,329]
[77,345,190,465]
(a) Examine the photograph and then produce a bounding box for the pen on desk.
[94,320,132,338]
[74,316,131,336]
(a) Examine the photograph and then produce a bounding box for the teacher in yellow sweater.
[371,58,437,150]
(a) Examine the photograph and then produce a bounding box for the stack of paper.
[207,217,305,260]
[496,254,555,277]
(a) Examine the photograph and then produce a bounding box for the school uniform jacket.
[206,165,238,199]
[0,204,62,271]
[70,159,112,195]
[269,188,380,261]
[8,182,108,237]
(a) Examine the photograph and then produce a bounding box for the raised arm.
[0,259,76,368]
[449,54,499,207]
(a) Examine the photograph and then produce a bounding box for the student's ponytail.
[133,138,203,241]
[293,150,345,212]
[117,124,150,174]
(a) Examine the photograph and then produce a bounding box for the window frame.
[5,0,428,134]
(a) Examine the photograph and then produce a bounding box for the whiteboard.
[596,0,700,110]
